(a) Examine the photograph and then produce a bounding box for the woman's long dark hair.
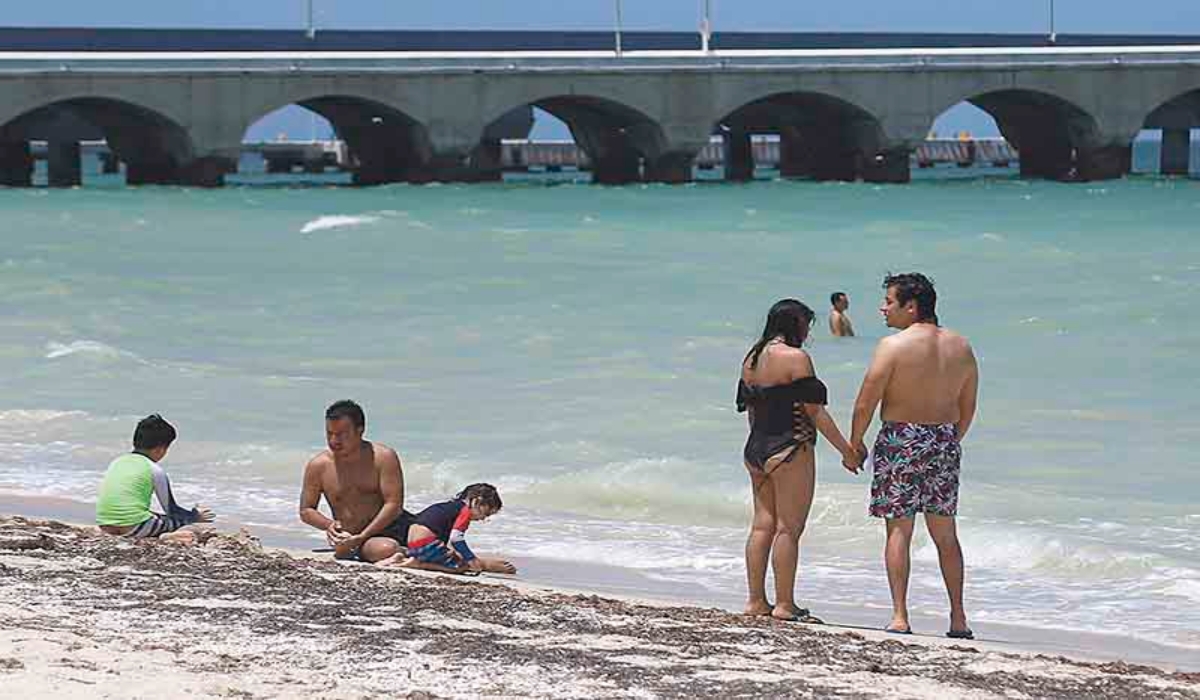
[744,299,815,369]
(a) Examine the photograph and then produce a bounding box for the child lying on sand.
[376,483,515,575]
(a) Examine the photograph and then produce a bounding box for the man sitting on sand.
[299,400,408,562]
[847,273,978,639]
[96,414,215,539]
[829,292,855,337]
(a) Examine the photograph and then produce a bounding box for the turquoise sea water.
[1,168,1198,652]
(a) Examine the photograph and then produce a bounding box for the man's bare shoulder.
[370,442,402,468]
[303,450,334,477]
[937,327,974,353]
[307,450,334,467]
[874,332,904,352]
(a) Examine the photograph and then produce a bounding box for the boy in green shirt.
[96,414,214,538]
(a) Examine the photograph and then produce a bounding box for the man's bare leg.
[357,536,402,563]
[925,514,968,633]
[744,465,775,616]
[884,517,916,631]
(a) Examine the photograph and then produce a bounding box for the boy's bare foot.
[744,600,772,617]
[160,530,197,546]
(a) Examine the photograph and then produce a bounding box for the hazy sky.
[9,2,1198,139]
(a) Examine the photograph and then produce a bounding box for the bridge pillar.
[861,148,912,184]
[644,151,695,184]
[467,139,505,182]
[778,126,806,179]
[100,150,121,174]
[1076,144,1131,182]
[724,129,754,182]
[179,156,232,188]
[591,150,642,185]
[1161,128,1191,176]
[0,141,33,187]
[126,158,178,186]
[1017,140,1074,180]
[790,137,859,182]
[47,141,81,188]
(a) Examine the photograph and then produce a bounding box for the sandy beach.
[2,515,1197,700]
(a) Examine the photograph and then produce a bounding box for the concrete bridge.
[2,29,1200,187]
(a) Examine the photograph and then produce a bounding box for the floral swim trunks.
[869,421,961,519]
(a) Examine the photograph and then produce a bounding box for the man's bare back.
[877,325,976,428]
[848,273,978,638]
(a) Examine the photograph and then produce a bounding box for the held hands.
[841,441,868,475]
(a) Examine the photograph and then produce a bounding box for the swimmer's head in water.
[457,483,502,521]
[133,414,176,461]
[831,292,849,311]
[882,273,938,328]
[325,399,365,457]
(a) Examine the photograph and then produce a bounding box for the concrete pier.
[0,140,33,186]
[861,149,912,184]
[1161,128,1191,176]
[46,141,81,187]
[723,130,754,181]
[1076,145,1132,182]
[4,35,1199,187]
[99,151,120,174]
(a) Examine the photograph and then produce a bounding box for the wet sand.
[1,515,1198,699]
[4,490,1198,673]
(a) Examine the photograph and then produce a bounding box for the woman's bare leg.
[744,463,776,615]
[768,452,816,621]
[744,463,775,615]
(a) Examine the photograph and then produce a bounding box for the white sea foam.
[0,409,87,425]
[299,214,380,234]
[44,340,143,363]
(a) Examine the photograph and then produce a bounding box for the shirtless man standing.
[829,292,855,337]
[847,273,978,639]
[299,400,409,562]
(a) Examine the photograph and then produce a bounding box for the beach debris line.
[0,516,1197,699]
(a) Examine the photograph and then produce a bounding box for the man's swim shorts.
[869,421,961,519]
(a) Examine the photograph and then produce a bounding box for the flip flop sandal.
[946,629,975,640]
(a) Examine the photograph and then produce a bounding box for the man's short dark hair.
[884,273,938,323]
[325,400,365,429]
[133,414,176,451]
[831,292,847,307]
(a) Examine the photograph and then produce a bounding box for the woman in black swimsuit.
[737,299,857,622]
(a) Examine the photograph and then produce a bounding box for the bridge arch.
[926,87,1128,180]
[0,96,196,186]
[1141,87,1200,175]
[238,94,435,185]
[713,90,893,182]
[478,94,670,184]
